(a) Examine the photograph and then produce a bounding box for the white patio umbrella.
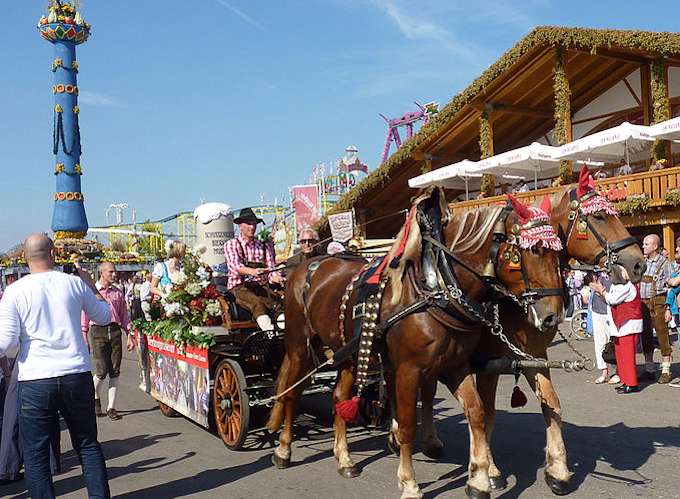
[649,116,680,141]
[408,160,483,200]
[557,121,654,164]
[474,142,561,189]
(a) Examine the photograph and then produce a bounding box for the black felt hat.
[234,207,264,225]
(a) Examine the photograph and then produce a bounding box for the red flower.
[189,298,206,311]
[202,284,220,299]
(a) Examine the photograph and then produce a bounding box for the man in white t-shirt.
[0,234,112,498]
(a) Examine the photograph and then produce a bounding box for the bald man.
[82,262,135,420]
[0,234,112,497]
[639,234,675,383]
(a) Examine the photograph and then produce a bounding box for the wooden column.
[663,224,674,259]
[553,47,573,183]
[479,109,495,197]
[640,63,651,125]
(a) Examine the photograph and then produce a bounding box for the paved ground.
[3,332,680,499]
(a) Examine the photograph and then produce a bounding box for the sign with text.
[328,210,354,242]
[291,184,320,234]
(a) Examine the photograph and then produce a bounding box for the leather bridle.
[563,189,638,272]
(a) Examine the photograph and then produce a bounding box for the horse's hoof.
[422,443,444,459]
[271,453,291,469]
[338,466,361,478]
[465,485,491,499]
[489,475,508,491]
[545,473,570,495]
[387,434,400,456]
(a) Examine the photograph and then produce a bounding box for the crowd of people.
[567,233,680,393]
[2,221,680,496]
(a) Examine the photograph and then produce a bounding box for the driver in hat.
[224,208,283,332]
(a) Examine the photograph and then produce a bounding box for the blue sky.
[1,0,679,251]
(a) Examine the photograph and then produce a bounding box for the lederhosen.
[231,240,280,318]
[640,257,672,356]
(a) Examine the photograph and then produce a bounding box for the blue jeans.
[18,372,110,499]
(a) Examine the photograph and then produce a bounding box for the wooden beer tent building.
[321,27,680,241]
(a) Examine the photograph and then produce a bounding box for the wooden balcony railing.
[449,165,680,214]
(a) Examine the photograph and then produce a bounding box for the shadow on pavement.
[418,410,679,498]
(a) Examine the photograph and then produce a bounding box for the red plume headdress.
[507,194,563,251]
[575,166,618,216]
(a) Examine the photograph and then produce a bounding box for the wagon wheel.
[213,359,250,450]
[158,401,178,417]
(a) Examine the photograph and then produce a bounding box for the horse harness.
[564,188,638,272]
[301,199,563,397]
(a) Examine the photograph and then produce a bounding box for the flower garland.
[613,193,650,216]
[553,47,573,185]
[652,57,671,161]
[479,109,496,197]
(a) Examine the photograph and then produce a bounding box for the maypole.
[37,1,91,239]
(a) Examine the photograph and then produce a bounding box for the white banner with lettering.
[328,211,354,243]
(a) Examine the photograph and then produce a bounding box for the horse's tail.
[266,352,291,432]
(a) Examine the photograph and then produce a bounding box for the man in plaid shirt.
[224,208,283,332]
[639,234,676,383]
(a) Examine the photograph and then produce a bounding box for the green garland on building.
[651,57,671,161]
[553,47,573,185]
[479,109,496,197]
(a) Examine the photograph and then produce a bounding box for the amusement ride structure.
[379,102,439,164]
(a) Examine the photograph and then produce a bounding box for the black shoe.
[615,384,639,394]
[0,472,24,485]
[638,371,656,382]
[107,408,122,421]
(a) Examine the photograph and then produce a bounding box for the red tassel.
[336,396,360,423]
[510,385,528,408]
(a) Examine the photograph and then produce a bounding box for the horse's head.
[498,195,564,332]
[550,166,645,282]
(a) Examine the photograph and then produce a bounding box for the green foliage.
[479,110,496,197]
[137,221,164,257]
[613,193,650,215]
[651,58,671,161]
[132,318,216,350]
[664,188,680,206]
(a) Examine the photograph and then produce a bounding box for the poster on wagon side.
[138,334,211,428]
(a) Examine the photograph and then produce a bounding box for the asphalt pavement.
[3,331,680,499]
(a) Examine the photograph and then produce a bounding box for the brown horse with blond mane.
[267,187,564,498]
[415,167,645,496]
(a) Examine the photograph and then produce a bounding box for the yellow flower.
[54,104,62,113]
[73,106,80,114]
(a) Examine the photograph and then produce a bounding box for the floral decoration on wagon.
[132,244,225,349]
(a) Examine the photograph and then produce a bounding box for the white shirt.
[139,281,151,302]
[0,271,111,381]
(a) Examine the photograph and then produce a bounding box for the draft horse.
[267,188,564,498]
[417,167,646,495]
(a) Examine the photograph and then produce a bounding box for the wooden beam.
[622,76,641,105]
[568,46,651,65]
[640,63,651,125]
[485,102,553,118]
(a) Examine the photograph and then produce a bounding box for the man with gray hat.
[224,208,283,332]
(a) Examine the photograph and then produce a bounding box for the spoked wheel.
[569,309,589,339]
[158,401,178,417]
[213,359,250,450]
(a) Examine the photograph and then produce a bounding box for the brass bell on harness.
[493,218,506,237]
[482,259,496,279]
